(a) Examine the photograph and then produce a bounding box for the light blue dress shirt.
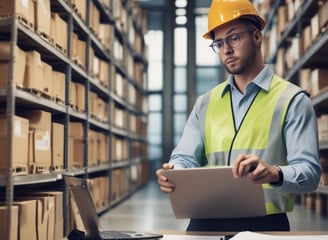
[169,65,322,194]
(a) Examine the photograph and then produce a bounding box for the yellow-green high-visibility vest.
[204,75,303,215]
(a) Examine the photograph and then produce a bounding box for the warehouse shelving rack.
[0,0,149,238]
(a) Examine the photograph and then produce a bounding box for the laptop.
[162,167,266,219]
[64,175,163,240]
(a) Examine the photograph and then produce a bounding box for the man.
[156,0,322,232]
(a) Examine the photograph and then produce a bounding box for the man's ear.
[254,30,262,46]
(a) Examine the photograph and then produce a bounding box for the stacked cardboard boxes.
[0,0,34,29]
[69,122,84,169]
[25,110,52,173]
[0,115,29,175]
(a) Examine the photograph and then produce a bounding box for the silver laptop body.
[64,175,163,240]
[163,167,266,219]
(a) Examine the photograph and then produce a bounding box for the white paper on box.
[14,119,22,136]
[22,0,29,8]
[35,131,50,151]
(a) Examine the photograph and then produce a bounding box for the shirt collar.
[221,65,274,97]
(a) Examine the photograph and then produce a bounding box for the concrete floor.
[99,180,328,233]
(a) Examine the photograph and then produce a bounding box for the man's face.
[212,20,259,75]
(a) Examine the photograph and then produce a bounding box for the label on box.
[35,131,50,151]
[14,120,22,136]
[22,0,29,9]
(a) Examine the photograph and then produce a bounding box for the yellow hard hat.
[203,0,266,39]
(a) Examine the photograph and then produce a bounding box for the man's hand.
[156,163,175,193]
[232,154,280,184]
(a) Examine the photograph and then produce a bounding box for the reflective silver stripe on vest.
[262,82,302,165]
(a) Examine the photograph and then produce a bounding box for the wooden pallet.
[55,42,67,55]
[30,164,50,174]
[72,58,85,70]
[36,29,54,46]
[50,164,64,172]
[12,164,28,176]
[25,87,52,100]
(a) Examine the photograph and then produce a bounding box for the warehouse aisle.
[100,180,328,232]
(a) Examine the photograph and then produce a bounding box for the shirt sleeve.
[274,92,322,193]
[169,97,207,169]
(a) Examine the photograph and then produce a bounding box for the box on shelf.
[50,13,67,53]
[0,115,29,175]
[69,122,83,138]
[71,33,86,69]
[99,59,109,88]
[71,0,86,22]
[75,81,86,112]
[43,62,53,97]
[300,68,312,95]
[0,42,26,88]
[14,200,38,240]
[302,25,312,52]
[311,68,328,95]
[24,110,51,172]
[15,195,55,240]
[0,205,19,240]
[311,13,320,41]
[88,130,98,166]
[319,0,328,32]
[68,122,84,169]
[52,70,65,103]
[51,122,64,171]
[97,132,109,163]
[69,81,77,109]
[24,50,44,92]
[68,137,84,169]
[90,1,100,36]
[0,0,35,29]
[34,0,51,36]
[99,24,111,50]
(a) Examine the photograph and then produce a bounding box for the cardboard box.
[28,129,51,169]
[89,91,98,117]
[88,130,98,166]
[311,68,328,95]
[51,122,64,171]
[0,205,19,240]
[25,110,51,130]
[52,70,65,102]
[50,13,67,52]
[97,132,109,163]
[99,24,111,50]
[0,115,29,175]
[16,195,54,240]
[0,43,26,88]
[90,1,100,35]
[43,62,52,96]
[311,13,320,40]
[71,0,86,22]
[14,200,38,240]
[72,138,84,168]
[24,110,51,169]
[69,122,83,138]
[69,81,77,108]
[34,0,51,35]
[24,50,44,91]
[75,82,85,112]
[319,0,328,31]
[99,59,109,87]
[34,191,63,240]
[0,0,34,27]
